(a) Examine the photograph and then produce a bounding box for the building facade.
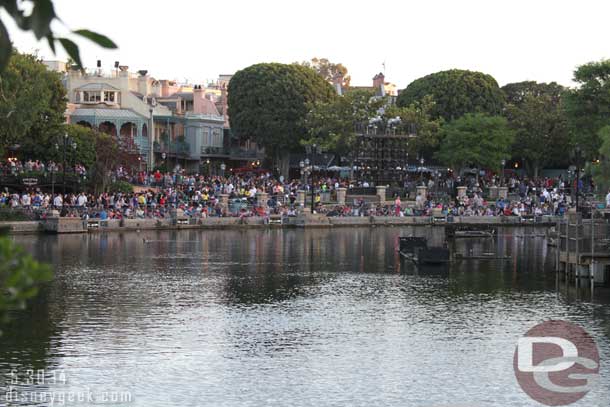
[52,62,262,173]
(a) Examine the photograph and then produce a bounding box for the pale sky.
[4,0,610,88]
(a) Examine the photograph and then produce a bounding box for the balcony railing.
[229,147,263,159]
[200,146,226,156]
[154,141,190,156]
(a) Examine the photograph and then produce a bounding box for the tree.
[564,59,610,158]
[298,57,351,87]
[591,125,610,193]
[228,63,337,176]
[0,51,63,154]
[0,0,117,71]
[304,89,382,178]
[90,131,121,193]
[383,95,443,159]
[396,69,505,121]
[436,113,515,173]
[502,81,571,176]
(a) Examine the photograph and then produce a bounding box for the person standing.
[53,194,63,208]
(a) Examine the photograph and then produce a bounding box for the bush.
[109,181,133,194]
[0,210,31,222]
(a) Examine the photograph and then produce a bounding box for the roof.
[173,92,193,101]
[75,82,120,91]
[71,108,146,121]
[198,97,220,116]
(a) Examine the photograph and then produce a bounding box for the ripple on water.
[2,227,610,407]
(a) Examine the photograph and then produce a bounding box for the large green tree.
[591,125,610,194]
[502,81,571,176]
[228,63,336,176]
[436,113,514,173]
[564,59,610,158]
[304,89,382,177]
[396,69,505,121]
[0,51,66,154]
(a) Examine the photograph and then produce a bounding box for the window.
[104,91,115,103]
[203,128,210,146]
[83,91,101,102]
[75,92,81,102]
[212,128,222,146]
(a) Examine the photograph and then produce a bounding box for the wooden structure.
[556,210,610,292]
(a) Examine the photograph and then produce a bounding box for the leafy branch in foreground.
[0,235,52,333]
[0,0,117,71]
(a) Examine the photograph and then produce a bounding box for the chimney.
[193,85,205,113]
[137,70,150,96]
[373,73,385,88]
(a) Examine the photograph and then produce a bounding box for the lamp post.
[53,143,60,198]
[419,157,425,184]
[149,107,154,170]
[305,144,321,213]
[501,159,506,187]
[572,146,582,211]
[220,162,226,178]
[57,132,69,194]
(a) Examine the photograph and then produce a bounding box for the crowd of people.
[0,158,87,176]
[0,158,602,221]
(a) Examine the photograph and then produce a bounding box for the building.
[334,72,398,100]
[48,61,262,173]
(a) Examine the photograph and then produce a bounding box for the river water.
[1,227,609,407]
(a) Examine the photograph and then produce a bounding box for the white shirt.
[77,194,87,207]
[606,192,610,207]
[53,196,63,207]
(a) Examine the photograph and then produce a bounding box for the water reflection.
[1,227,609,407]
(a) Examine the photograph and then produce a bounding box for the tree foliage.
[384,95,443,158]
[591,125,610,193]
[298,57,351,87]
[0,235,52,334]
[304,89,381,172]
[397,69,505,121]
[0,0,117,71]
[228,63,336,172]
[564,59,610,158]
[91,132,121,193]
[0,51,66,154]
[436,113,514,172]
[502,81,570,175]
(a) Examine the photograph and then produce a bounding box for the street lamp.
[501,159,506,187]
[419,157,425,184]
[220,162,226,178]
[60,133,69,194]
[571,146,582,211]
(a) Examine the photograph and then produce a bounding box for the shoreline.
[0,214,560,235]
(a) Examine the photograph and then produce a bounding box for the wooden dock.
[556,209,610,293]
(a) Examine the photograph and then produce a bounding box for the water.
[1,227,609,406]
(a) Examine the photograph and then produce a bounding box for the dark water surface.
[1,227,609,406]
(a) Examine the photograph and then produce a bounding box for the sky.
[4,0,610,88]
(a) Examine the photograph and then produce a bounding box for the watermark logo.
[513,320,600,406]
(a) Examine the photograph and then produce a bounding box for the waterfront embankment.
[0,214,561,235]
